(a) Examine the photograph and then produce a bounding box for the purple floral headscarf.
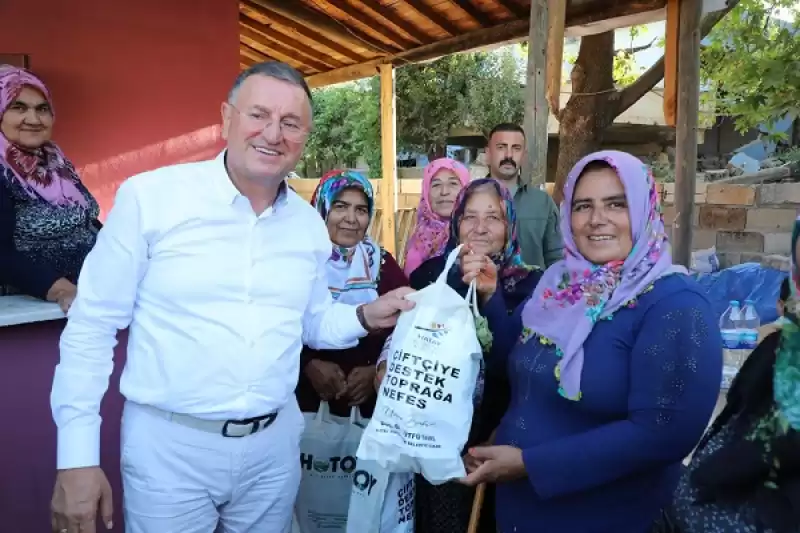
[521,150,686,401]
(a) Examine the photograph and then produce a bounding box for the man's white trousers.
[121,399,303,533]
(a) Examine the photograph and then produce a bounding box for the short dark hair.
[780,277,791,302]
[228,61,313,105]
[488,123,525,142]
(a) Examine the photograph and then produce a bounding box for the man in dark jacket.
[485,123,563,268]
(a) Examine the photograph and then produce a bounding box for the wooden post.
[546,0,567,118]
[523,0,549,187]
[379,63,398,256]
[663,0,680,127]
[672,0,702,267]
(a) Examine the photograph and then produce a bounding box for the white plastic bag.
[691,246,720,273]
[345,459,414,533]
[357,244,483,484]
[294,402,366,533]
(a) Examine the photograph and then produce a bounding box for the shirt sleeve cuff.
[521,444,552,498]
[57,423,101,470]
[521,440,576,500]
[342,303,368,340]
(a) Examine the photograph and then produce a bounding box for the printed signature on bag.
[407,419,435,428]
[381,406,403,421]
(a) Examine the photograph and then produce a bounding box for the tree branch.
[614,0,741,118]
[618,37,659,56]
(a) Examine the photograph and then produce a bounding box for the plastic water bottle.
[719,301,743,389]
[740,299,761,354]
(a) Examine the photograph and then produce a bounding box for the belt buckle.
[221,413,277,438]
[221,419,258,438]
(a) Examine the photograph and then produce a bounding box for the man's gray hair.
[228,61,313,105]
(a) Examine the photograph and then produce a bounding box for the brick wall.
[660,181,798,268]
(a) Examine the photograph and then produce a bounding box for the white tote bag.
[294,402,367,533]
[345,459,414,533]
[357,244,483,484]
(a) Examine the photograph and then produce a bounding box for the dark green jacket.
[513,182,563,268]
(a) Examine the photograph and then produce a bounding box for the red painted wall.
[0,0,239,214]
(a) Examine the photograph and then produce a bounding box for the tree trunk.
[428,144,446,161]
[547,4,741,204]
[552,31,619,204]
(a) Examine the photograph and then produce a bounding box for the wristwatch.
[356,304,380,334]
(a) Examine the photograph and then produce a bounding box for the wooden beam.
[306,0,667,87]
[672,0,702,267]
[249,0,395,54]
[603,124,677,144]
[241,44,272,64]
[308,18,530,87]
[240,54,257,70]
[495,0,528,18]
[350,1,434,45]
[242,2,368,63]
[379,64,398,256]
[240,44,311,75]
[546,0,567,120]
[401,0,462,36]
[451,0,494,27]
[523,0,549,187]
[565,2,665,37]
[240,28,330,72]
[663,0,679,127]
[308,62,381,89]
[320,0,417,49]
[240,15,345,69]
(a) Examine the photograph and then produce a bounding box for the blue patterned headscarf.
[445,177,532,293]
[444,178,537,360]
[311,170,381,305]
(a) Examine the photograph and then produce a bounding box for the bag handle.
[464,279,480,319]
[315,401,331,425]
[434,244,481,318]
[434,244,464,287]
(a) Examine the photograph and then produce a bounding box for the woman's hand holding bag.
[459,245,498,304]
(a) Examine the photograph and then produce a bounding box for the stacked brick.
[659,182,798,270]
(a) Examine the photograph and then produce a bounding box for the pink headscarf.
[403,157,470,276]
[0,66,87,207]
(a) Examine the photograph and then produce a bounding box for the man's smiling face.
[221,75,311,185]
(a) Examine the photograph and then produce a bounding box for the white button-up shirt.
[51,152,366,469]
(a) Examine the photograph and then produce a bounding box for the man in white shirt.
[49,61,413,533]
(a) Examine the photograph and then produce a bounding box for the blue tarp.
[694,263,789,324]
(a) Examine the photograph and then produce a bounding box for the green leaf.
[701,0,800,131]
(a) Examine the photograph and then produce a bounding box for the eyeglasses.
[228,103,309,143]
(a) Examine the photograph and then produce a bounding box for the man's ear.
[220,102,231,140]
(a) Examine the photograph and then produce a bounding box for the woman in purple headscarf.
[0,66,99,311]
[457,151,723,533]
